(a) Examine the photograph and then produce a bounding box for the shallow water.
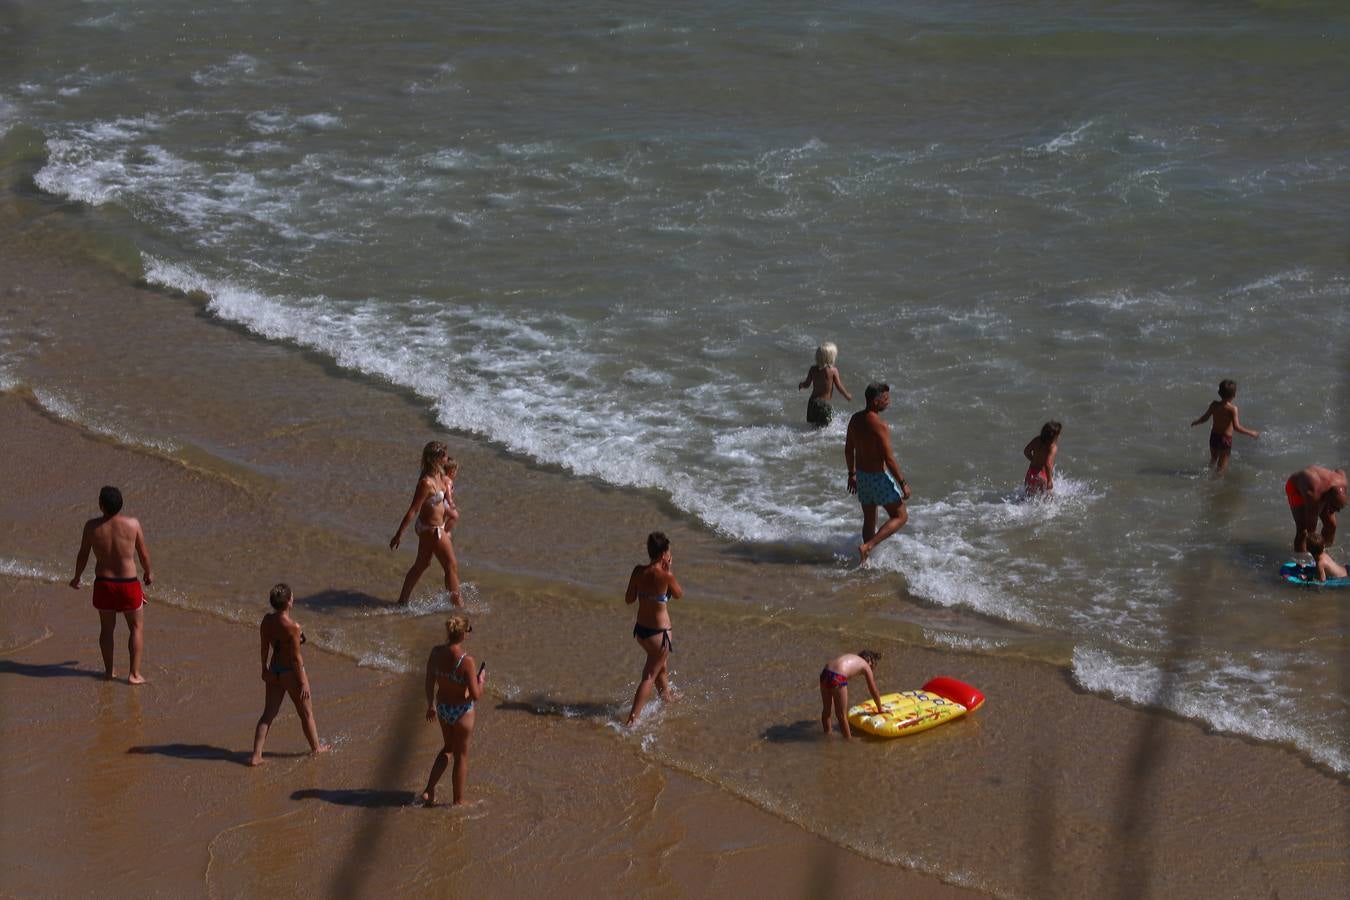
[2,0,1349,887]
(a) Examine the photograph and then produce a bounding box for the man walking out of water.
[845,383,910,565]
[70,486,153,683]
[1285,465,1347,553]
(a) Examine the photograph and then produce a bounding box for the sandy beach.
[2,230,1348,898]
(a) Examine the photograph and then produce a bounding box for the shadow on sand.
[291,788,418,808]
[298,589,390,611]
[0,659,107,680]
[760,720,822,743]
[497,696,618,722]
[127,743,269,766]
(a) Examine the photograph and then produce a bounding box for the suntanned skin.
[1023,434,1059,494]
[625,548,683,726]
[69,501,152,683]
[799,364,853,405]
[819,653,884,739]
[1288,466,1348,553]
[391,453,461,607]
[1191,393,1259,472]
[421,636,485,806]
[251,597,328,766]
[844,390,910,564]
[1311,549,1348,582]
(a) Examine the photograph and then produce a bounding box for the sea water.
[3,0,1348,791]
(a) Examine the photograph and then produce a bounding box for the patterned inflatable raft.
[847,676,986,738]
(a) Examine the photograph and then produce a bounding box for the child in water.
[1190,379,1259,472]
[798,341,853,427]
[818,650,885,739]
[1306,535,1347,582]
[1023,421,1062,495]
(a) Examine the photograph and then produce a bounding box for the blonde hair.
[444,614,470,644]
[815,342,838,367]
[421,441,448,478]
[444,457,460,478]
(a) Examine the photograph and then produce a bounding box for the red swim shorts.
[1285,478,1305,509]
[92,577,144,612]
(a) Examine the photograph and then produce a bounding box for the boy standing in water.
[69,486,153,683]
[1191,379,1259,472]
[819,650,885,739]
[798,341,853,427]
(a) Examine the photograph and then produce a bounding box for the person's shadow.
[291,788,418,808]
[760,720,822,743]
[127,744,308,766]
[0,659,107,680]
[496,696,616,721]
[299,590,388,611]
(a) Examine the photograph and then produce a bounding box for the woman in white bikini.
[390,441,462,606]
[421,614,484,806]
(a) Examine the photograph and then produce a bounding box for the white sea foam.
[191,54,260,87]
[29,386,178,452]
[1036,121,1095,154]
[0,558,63,582]
[1072,646,1348,775]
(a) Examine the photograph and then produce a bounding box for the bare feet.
[104,672,116,682]
[449,591,463,608]
[249,756,266,767]
[858,542,872,566]
[312,743,331,755]
[420,789,436,806]
[128,674,147,685]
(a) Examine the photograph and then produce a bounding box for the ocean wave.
[1072,645,1348,775]
[28,385,178,452]
[0,558,63,582]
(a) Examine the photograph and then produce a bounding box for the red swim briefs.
[1285,478,1305,509]
[92,577,144,612]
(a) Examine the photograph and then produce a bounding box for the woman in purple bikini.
[624,532,683,726]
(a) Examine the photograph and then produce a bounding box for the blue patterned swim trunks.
[856,470,902,507]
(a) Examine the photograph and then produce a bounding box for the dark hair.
[858,649,881,668]
[1040,421,1062,444]
[269,583,294,610]
[1218,379,1237,401]
[98,485,123,515]
[864,382,890,404]
[1307,535,1325,558]
[647,531,670,561]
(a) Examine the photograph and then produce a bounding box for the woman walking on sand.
[390,441,462,606]
[421,614,484,806]
[625,532,683,726]
[251,583,328,766]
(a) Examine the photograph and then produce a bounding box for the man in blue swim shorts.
[845,382,911,565]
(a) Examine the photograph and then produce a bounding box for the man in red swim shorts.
[1285,466,1348,554]
[70,486,154,683]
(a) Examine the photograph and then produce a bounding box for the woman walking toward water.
[625,532,683,726]
[421,614,484,806]
[390,441,462,606]
[250,583,328,766]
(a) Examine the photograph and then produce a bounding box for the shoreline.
[2,224,1348,897]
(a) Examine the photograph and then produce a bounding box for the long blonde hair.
[420,441,448,478]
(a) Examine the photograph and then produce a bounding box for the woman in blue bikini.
[250,583,328,766]
[624,532,683,726]
[421,613,484,806]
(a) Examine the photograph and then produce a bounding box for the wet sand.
[1,220,1348,898]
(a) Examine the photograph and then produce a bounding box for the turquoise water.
[3,0,1348,776]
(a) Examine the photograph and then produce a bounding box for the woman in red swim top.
[1023,421,1062,495]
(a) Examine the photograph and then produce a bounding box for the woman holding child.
[390,441,462,606]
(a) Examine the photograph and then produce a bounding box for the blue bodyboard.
[1280,562,1350,587]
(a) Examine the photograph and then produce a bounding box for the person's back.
[799,342,852,427]
[88,514,144,578]
[1307,536,1348,581]
[1023,421,1061,494]
[1191,380,1257,472]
